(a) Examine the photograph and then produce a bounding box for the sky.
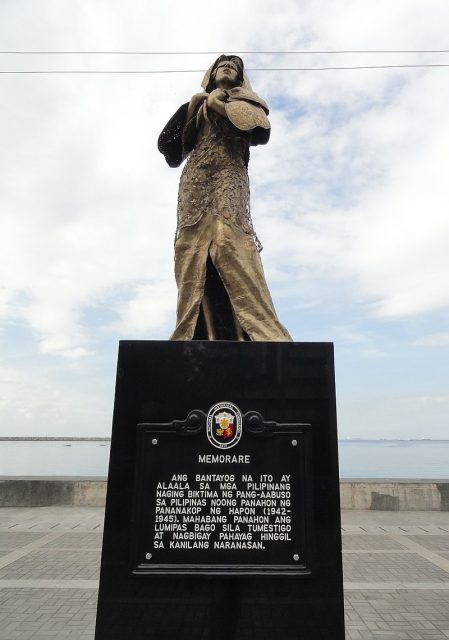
[0,0,448,439]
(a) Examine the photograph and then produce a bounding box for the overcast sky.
[1,0,448,439]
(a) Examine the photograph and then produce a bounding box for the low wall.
[340,479,449,511]
[0,478,107,508]
[1,478,448,510]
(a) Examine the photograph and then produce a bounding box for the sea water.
[0,439,448,478]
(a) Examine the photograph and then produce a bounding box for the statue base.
[95,340,345,640]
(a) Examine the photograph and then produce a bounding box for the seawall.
[1,478,449,510]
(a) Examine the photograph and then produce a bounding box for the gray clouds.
[1,0,449,437]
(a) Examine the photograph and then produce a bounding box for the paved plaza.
[0,507,448,639]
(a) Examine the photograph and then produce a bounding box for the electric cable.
[1,49,448,55]
[1,64,449,74]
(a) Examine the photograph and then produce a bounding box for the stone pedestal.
[95,341,345,640]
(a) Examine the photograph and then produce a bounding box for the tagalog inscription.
[154,471,293,552]
[131,407,312,575]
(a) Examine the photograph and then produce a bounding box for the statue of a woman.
[158,55,292,341]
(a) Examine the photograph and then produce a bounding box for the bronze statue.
[158,55,292,341]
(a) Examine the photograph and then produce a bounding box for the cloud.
[250,62,449,319]
[0,365,109,436]
[109,280,177,336]
[0,72,182,355]
[414,332,449,347]
[2,0,449,360]
[338,390,449,439]
[1,0,449,440]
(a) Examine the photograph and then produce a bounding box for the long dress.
[177,108,258,247]
[159,93,292,342]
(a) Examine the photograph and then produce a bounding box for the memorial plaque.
[131,410,312,574]
[95,341,345,640]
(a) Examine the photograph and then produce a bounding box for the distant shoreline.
[0,437,111,441]
[0,437,448,443]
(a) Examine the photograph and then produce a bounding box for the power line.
[0,49,449,55]
[1,64,449,74]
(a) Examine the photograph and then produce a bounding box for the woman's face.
[214,60,240,87]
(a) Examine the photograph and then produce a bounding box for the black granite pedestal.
[95,341,345,640]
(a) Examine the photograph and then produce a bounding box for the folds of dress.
[158,57,292,342]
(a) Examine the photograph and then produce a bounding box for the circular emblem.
[206,401,242,450]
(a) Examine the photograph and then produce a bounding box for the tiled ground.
[0,588,97,640]
[0,507,448,639]
[342,534,407,550]
[0,549,100,580]
[343,552,449,583]
[345,590,449,640]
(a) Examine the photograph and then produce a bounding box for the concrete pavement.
[0,507,448,639]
